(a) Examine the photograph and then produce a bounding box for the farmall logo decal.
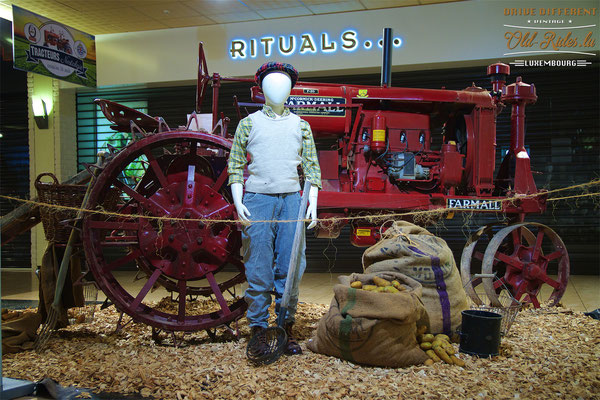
[447,198,502,211]
[502,6,597,66]
[229,30,402,59]
[286,95,346,117]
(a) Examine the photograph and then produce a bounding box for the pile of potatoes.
[350,276,405,293]
[416,326,465,367]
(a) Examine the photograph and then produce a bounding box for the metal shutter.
[0,59,30,268]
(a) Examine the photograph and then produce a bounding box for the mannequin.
[228,62,321,356]
[231,71,319,227]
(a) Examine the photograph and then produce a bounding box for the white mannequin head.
[262,71,292,109]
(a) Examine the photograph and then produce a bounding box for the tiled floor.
[2,269,599,312]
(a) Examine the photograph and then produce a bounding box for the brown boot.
[249,326,269,357]
[284,322,302,355]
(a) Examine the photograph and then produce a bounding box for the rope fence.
[1,179,598,226]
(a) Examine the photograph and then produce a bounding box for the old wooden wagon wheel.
[82,131,247,332]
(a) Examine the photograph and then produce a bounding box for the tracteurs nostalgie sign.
[12,5,96,87]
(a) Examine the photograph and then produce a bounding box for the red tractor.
[43,29,59,47]
[83,35,569,337]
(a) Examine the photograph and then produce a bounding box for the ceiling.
[0,0,466,35]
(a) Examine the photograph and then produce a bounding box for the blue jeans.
[242,191,306,328]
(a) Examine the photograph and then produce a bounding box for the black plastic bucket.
[459,310,502,357]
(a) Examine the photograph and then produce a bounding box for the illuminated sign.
[229,30,402,59]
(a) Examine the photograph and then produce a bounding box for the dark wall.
[1,18,30,268]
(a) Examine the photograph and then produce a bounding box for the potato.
[450,355,465,367]
[373,276,391,287]
[420,342,432,350]
[424,359,434,366]
[391,280,402,289]
[375,286,386,293]
[416,325,428,335]
[435,334,450,342]
[442,342,456,355]
[426,350,441,363]
[350,281,362,289]
[433,345,453,364]
[431,339,444,348]
[421,333,435,343]
[384,285,400,294]
[362,285,377,291]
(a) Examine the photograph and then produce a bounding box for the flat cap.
[255,62,299,88]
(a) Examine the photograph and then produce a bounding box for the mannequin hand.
[231,183,251,223]
[305,185,319,229]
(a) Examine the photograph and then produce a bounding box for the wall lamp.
[33,98,49,129]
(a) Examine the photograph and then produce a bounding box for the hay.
[3,300,599,400]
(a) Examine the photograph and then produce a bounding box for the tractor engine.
[362,111,433,185]
[360,111,464,191]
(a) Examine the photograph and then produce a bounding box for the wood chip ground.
[3,300,599,400]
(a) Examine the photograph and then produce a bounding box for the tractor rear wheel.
[82,132,247,332]
[461,222,569,308]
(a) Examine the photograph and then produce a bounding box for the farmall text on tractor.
[81,31,569,336]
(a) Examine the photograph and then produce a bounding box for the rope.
[1,179,598,225]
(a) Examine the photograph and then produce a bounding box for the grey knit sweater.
[245,110,303,194]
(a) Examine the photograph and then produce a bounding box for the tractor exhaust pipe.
[381,27,393,87]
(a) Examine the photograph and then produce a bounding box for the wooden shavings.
[3,301,599,399]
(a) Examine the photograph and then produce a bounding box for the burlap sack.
[38,244,85,328]
[363,221,468,336]
[2,311,42,354]
[307,271,429,367]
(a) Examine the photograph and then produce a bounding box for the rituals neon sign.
[229,30,402,59]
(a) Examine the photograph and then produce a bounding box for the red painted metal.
[196,44,209,113]
[350,226,381,247]
[482,223,570,307]
[370,112,386,154]
[487,62,510,102]
[503,76,538,194]
[95,99,160,132]
[439,142,463,190]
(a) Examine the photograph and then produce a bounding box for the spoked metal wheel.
[461,223,535,306]
[481,223,569,308]
[82,131,247,332]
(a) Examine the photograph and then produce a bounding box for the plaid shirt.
[228,105,322,189]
